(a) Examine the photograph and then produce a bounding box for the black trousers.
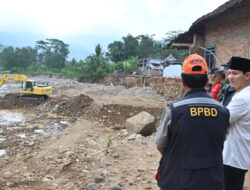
[224,165,248,190]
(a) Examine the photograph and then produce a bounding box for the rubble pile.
[52,94,94,116]
[149,77,181,99]
[103,75,182,100]
[84,104,163,129]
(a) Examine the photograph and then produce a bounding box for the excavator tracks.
[17,94,48,102]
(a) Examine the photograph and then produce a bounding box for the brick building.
[171,0,250,69]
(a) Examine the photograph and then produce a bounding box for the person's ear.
[206,78,209,85]
[245,72,250,80]
[181,78,186,86]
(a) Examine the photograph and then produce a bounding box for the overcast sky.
[0,0,229,59]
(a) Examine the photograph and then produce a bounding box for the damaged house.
[138,55,182,77]
[170,0,250,69]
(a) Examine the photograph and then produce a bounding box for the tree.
[164,30,183,45]
[78,44,109,81]
[137,34,156,59]
[95,43,102,57]
[35,39,70,70]
[122,34,139,59]
[107,41,125,62]
[15,47,37,70]
[0,46,16,70]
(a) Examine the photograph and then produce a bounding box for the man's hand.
[157,146,165,156]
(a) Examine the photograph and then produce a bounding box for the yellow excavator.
[0,74,53,101]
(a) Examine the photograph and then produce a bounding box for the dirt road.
[0,75,249,190]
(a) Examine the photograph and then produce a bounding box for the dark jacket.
[222,85,236,107]
[157,89,230,190]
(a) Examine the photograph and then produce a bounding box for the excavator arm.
[0,74,29,87]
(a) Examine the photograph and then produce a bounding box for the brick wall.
[204,6,248,66]
[190,34,205,55]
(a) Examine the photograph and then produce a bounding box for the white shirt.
[223,86,250,170]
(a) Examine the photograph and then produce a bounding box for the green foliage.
[26,63,48,73]
[122,34,139,59]
[152,48,188,59]
[0,46,38,72]
[106,32,187,64]
[0,31,188,81]
[61,65,82,78]
[36,38,69,69]
[77,44,109,81]
[107,135,114,145]
[107,56,139,74]
[138,34,158,59]
[0,46,15,70]
[164,30,183,45]
[106,41,125,62]
[95,43,102,57]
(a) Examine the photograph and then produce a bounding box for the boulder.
[126,111,155,136]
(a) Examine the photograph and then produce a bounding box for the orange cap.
[182,54,208,74]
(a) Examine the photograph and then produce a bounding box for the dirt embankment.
[103,75,182,100]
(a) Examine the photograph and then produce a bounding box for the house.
[170,0,250,69]
[145,58,165,70]
[164,54,176,64]
[138,55,183,76]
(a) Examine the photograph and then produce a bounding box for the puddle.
[0,149,6,157]
[0,110,24,125]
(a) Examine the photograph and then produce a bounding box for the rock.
[42,175,55,182]
[94,172,104,183]
[3,171,12,178]
[88,139,97,146]
[6,182,15,187]
[87,183,98,190]
[109,184,122,190]
[128,134,136,141]
[120,129,128,136]
[126,111,155,136]
[136,134,143,140]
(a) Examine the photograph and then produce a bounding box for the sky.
[0,0,229,60]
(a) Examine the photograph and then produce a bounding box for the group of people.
[155,54,250,190]
[206,63,235,107]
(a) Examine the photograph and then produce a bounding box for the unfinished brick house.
[171,0,250,69]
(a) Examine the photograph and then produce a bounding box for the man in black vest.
[155,54,230,190]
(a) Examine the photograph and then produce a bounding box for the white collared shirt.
[223,86,250,170]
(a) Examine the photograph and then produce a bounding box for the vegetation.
[0,32,188,81]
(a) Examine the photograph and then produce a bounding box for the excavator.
[0,74,53,101]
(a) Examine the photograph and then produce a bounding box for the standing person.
[211,70,225,101]
[205,82,213,95]
[155,54,230,190]
[215,70,226,102]
[220,62,236,106]
[223,56,250,190]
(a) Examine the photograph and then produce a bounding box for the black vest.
[157,89,229,190]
